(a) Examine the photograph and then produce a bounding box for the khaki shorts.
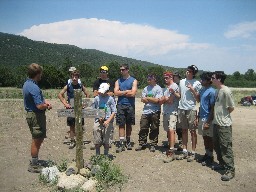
[26,111,46,139]
[198,118,213,137]
[93,121,114,145]
[178,109,197,130]
[163,114,177,131]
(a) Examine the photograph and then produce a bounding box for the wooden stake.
[74,89,83,171]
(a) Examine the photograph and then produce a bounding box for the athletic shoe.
[202,156,214,166]
[212,164,225,170]
[198,153,208,163]
[187,153,195,162]
[126,142,132,150]
[116,143,125,153]
[163,149,175,163]
[135,144,147,151]
[28,163,43,173]
[69,140,76,149]
[150,145,156,152]
[221,171,235,181]
[176,152,188,160]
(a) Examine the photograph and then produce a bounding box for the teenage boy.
[58,70,89,149]
[135,74,163,152]
[161,72,180,162]
[211,71,235,181]
[114,64,137,153]
[176,65,202,162]
[197,72,215,166]
[93,83,116,156]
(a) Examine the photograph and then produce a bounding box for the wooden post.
[74,89,83,171]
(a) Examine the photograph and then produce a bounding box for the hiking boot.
[221,171,235,181]
[212,164,225,170]
[198,153,208,163]
[176,152,188,160]
[150,145,156,152]
[187,153,195,162]
[163,149,175,163]
[135,144,147,151]
[126,142,132,150]
[116,143,125,153]
[28,163,43,173]
[202,156,214,166]
[69,140,76,149]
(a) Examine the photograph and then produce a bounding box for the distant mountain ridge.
[0,32,164,68]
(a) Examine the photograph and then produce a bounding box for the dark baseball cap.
[173,71,181,78]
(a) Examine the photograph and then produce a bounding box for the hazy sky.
[1,0,256,74]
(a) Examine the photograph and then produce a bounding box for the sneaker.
[187,153,195,162]
[212,164,225,170]
[163,150,175,163]
[176,152,188,160]
[202,156,214,166]
[126,142,132,150]
[116,143,125,153]
[198,153,208,163]
[28,163,43,173]
[69,140,76,149]
[135,144,147,151]
[221,171,235,181]
[150,145,156,152]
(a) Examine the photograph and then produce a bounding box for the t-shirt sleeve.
[155,87,163,98]
[225,90,235,108]
[93,79,100,91]
[209,90,216,106]
[109,80,115,92]
[142,87,147,98]
[110,98,117,113]
[30,87,44,106]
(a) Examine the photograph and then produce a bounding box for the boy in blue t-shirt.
[197,72,216,166]
[93,83,117,156]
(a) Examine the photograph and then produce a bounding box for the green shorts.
[26,111,46,139]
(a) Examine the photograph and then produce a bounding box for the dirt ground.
[0,98,256,192]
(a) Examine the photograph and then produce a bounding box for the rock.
[81,179,98,192]
[90,165,101,176]
[65,162,78,176]
[57,172,87,190]
[41,166,60,183]
[79,168,91,177]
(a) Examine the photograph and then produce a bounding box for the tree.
[244,69,255,81]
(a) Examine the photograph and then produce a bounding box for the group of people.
[23,62,235,181]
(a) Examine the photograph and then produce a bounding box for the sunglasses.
[100,70,108,74]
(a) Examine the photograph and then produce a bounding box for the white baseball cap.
[69,67,77,72]
[98,83,110,94]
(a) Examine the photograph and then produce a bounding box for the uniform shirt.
[162,83,179,115]
[178,78,202,110]
[213,86,235,126]
[93,78,114,93]
[23,78,45,112]
[142,84,163,114]
[93,95,117,121]
[117,76,136,106]
[67,79,81,84]
[199,86,216,119]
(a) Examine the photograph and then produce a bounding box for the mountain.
[0,32,165,68]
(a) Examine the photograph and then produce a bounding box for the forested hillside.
[0,32,255,89]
